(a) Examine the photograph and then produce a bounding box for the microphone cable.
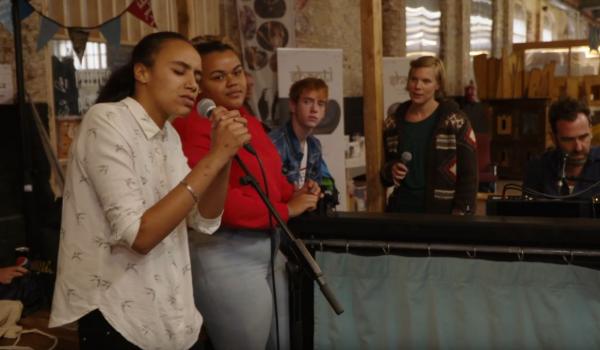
[501,179,600,200]
[248,147,281,350]
[498,182,600,218]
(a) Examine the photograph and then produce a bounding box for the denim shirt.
[269,121,333,188]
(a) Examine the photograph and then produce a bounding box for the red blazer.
[172,107,294,229]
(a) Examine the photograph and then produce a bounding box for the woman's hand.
[0,266,28,285]
[294,179,322,198]
[288,179,323,217]
[210,107,251,158]
[288,191,320,218]
[391,162,409,185]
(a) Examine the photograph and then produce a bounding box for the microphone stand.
[559,152,570,196]
[234,155,344,315]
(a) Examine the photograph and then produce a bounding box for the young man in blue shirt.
[270,78,337,203]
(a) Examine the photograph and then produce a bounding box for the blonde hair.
[406,56,446,99]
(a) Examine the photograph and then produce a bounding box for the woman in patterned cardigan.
[381,56,478,214]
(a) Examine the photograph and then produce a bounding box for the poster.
[0,64,14,104]
[276,48,347,210]
[383,57,411,118]
[52,56,79,117]
[236,0,296,127]
[76,69,110,115]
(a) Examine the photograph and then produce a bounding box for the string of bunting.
[0,0,157,61]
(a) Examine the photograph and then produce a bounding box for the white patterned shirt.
[49,97,220,350]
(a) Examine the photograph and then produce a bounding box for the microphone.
[560,151,568,180]
[393,151,412,188]
[197,98,256,155]
[559,151,569,195]
[197,98,216,117]
[400,151,412,165]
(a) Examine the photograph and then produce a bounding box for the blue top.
[269,121,333,189]
[523,147,600,199]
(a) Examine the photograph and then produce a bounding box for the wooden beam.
[513,39,588,52]
[176,0,189,37]
[360,0,385,212]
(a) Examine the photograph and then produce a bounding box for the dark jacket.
[523,147,600,199]
[381,100,478,214]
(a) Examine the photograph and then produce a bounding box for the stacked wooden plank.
[473,53,567,100]
[473,53,521,100]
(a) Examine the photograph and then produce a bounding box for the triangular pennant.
[127,0,157,28]
[36,16,60,51]
[0,0,13,34]
[99,16,121,49]
[68,28,90,62]
[18,0,33,20]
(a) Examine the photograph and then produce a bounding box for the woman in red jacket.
[172,40,319,350]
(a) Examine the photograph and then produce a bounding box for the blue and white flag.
[100,16,121,49]
[36,16,60,51]
[18,0,33,20]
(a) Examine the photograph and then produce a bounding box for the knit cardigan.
[381,100,478,214]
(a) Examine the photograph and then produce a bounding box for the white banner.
[383,57,411,118]
[236,0,295,127]
[276,48,347,210]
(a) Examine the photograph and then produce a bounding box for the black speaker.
[486,195,599,218]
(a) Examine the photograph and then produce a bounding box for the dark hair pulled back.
[96,31,189,103]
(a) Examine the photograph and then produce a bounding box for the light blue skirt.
[188,229,289,350]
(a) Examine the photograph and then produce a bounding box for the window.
[52,40,107,70]
[470,0,493,56]
[513,2,526,44]
[405,0,441,57]
[542,11,555,42]
[51,40,111,116]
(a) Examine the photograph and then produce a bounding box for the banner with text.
[383,57,411,119]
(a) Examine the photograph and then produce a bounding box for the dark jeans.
[0,272,49,316]
[78,309,140,350]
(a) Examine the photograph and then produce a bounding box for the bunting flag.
[12,0,158,53]
[68,28,90,62]
[0,0,12,34]
[99,16,121,49]
[36,17,60,50]
[18,0,33,20]
[127,0,156,28]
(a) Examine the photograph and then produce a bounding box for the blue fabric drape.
[314,252,600,349]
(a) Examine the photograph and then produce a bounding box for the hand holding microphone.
[392,151,412,186]
[198,98,252,157]
[198,98,254,156]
